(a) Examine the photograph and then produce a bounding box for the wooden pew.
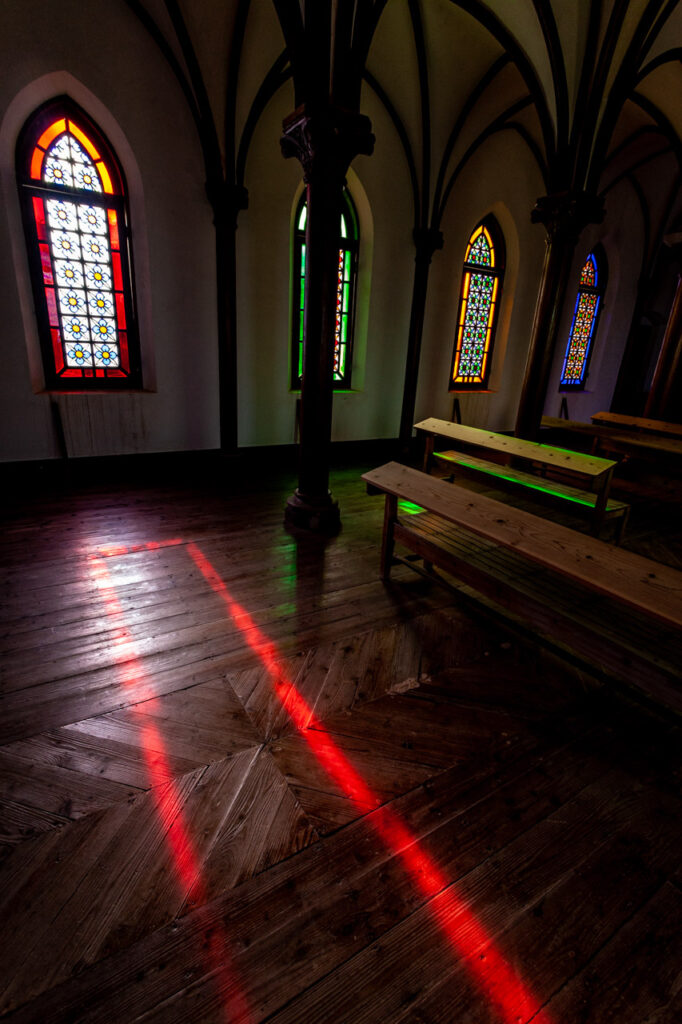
[591,411,682,440]
[542,414,682,467]
[362,462,682,712]
[415,417,629,541]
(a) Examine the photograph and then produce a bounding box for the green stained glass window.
[450,218,505,390]
[292,189,358,389]
[16,97,141,390]
[560,250,606,389]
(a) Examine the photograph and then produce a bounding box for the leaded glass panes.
[292,189,358,390]
[560,252,605,389]
[450,220,505,389]
[17,99,140,390]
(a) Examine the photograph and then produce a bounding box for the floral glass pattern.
[18,101,139,389]
[450,221,505,389]
[292,190,358,389]
[560,252,604,388]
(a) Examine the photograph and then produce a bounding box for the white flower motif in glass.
[59,290,87,316]
[64,316,90,341]
[66,343,92,366]
[46,199,78,232]
[94,344,119,367]
[82,234,108,262]
[78,205,107,234]
[55,261,84,288]
[54,231,81,260]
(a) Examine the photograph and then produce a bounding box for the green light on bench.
[398,499,425,515]
[448,456,596,507]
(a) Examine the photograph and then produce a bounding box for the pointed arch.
[449,215,505,390]
[16,97,141,389]
[560,245,608,389]
[291,187,359,390]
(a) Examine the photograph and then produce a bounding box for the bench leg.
[615,506,630,546]
[380,494,397,580]
[590,468,613,538]
[422,434,434,474]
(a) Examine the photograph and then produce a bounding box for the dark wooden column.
[399,227,443,451]
[515,191,604,439]
[644,252,682,420]
[207,180,248,454]
[281,105,374,531]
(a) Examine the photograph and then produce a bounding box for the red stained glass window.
[17,98,141,390]
[292,189,358,390]
[560,250,607,389]
[450,218,505,390]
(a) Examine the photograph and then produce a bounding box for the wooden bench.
[415,417,629,541]
[542,415,682,468]
[591,411,682,440]
[363,462,682,713]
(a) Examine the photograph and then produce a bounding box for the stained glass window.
[17,98,141,390]
[292,189,358,389]
[560,250,606,389]
[450,218,505,389]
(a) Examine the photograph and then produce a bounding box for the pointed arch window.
[560,248,606,389]
[292,189,358,390]
[450,218,505,390]
[16,98,141,390]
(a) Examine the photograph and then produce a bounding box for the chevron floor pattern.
[1,463,680,1023]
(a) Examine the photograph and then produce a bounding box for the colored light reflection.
[88,549,251,1024]
[186,541,553,1024]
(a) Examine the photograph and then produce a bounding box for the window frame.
[559,246,607,391]
[16,96,142,391]
[449,216,506,392]
[291,188,359,391]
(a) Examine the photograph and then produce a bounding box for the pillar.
[399,226,443,451]
[280,104,374,531]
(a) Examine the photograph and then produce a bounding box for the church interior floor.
[1,458,681,1023]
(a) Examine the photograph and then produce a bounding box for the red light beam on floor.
[88,552,253,1024]
[186,541,553,1024]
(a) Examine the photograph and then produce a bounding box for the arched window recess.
[16,97,141,390]
[560,246,607,390]
[450,217,505,390]
[292,188,359,390]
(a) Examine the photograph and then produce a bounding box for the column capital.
[280,104,374,184]
[413,226,444,263]
[205,180,249,228]
[531,190,604,242]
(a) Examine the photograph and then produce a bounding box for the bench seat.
[363,462,682,713]
[415,416,627,540]
[432,449,630,540]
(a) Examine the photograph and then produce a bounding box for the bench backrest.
[363,462,682,630]
[414,417,616,479]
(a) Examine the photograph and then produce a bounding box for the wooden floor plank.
[1,464,680,1024]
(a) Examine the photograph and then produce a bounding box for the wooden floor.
[1,457,681,1024]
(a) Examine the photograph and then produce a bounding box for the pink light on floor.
[187,541,553,1024]
[88,551,252,1024]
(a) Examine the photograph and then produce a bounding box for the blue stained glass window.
[560,250,607,389]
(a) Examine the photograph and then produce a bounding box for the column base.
[284,489,341,534]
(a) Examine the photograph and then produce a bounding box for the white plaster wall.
[235,76,414,447]
[416,129,546,432]
[0,0,218,462]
